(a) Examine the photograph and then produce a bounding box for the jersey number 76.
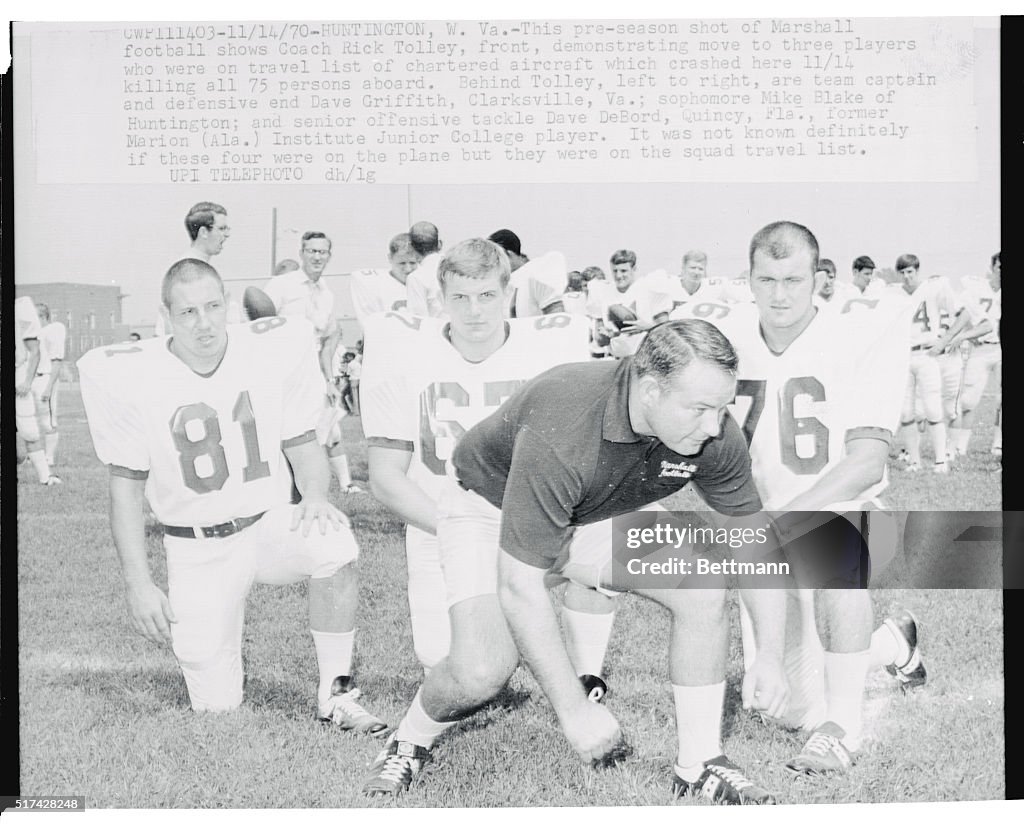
[734,377,829,474]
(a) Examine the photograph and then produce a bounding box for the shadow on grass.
[455,683,535,734]
[57,666,191,711]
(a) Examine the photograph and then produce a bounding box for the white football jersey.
[889,276,974,349]
[599,275,675,357]
[666,274,727,308]
[509,252,568,318]
[721,274,756,304]
[668,297,756,327]
[37,321,68,375]
[959,277,1001,345]
[349,268,409,322]
[360,312,591,499]
[405,253,444,318]
[598,275,673,325]
[717,308,910,509]
[79,316,325,526]
[15,296,42,379]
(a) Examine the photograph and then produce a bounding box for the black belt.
[163,511,266,539]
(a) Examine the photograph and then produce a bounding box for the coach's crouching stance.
[79,259,386,733]
[362,320,787,804]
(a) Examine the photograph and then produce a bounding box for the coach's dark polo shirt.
[452,358,762,570]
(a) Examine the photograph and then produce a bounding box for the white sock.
[44,432,59,465]
[673,682,725,781]
[311,629,354,706]
[928,421,948,465]
[562,606,615,677]
[28,450,51,483]
[957,428,971,453]
[824,650,870,752]
[328,452,353,487]
[900,423,921,464]
[395,688,455,749]
[947,427,962,453]
[992,425,1002,450]
[868,621,905,670]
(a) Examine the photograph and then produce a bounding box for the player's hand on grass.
[291,496,349,536]
[741,655,790,719]
[125,581,176,646]
[559,699,624,764]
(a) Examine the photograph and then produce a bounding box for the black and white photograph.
[5,5,1010,818]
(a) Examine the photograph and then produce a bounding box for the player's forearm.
[738,588,786,661]
[318,333,341,384]
[781,444,887,513]
[950,320,993,346]
[498,552,585,719]
[369,468,438,534]
[284,439,333,501]
[109,475,153,588]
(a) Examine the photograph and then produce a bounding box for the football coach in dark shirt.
[363,319,788,805]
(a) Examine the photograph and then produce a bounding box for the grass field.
[16,383,1004,809]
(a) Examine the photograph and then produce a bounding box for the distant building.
[14,282,129,376]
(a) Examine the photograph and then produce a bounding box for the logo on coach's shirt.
[659,460,698,479]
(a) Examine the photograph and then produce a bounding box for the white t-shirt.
[79,316,324,526]
[37,322,68,376]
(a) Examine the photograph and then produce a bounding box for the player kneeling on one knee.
[80,258,386,732]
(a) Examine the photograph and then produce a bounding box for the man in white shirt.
[32,302,68,468]
[263,231,361,493]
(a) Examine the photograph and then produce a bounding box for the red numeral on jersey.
[733,376,829,475]
[385,312,422,330]
[911,301,932,333]
[692,302,731,320]
[251,316,287,334]
[534,314,571,329]
[419,379,526,475]
[170,391,271,494]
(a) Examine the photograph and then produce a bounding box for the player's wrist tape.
[163,511,266,539]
